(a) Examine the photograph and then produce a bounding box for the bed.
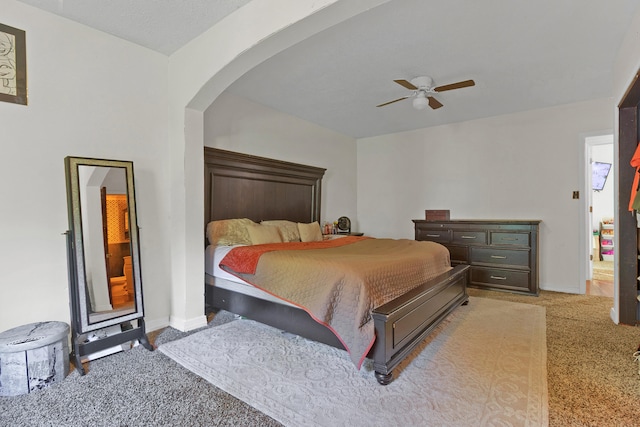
[203,147,469,385]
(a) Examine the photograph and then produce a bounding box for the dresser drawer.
[452,231,487,245]
[490,232,530,247]
[470,247,530,268]
[470,267,531,291]
[444,244,468,263]
[415,228,451,243]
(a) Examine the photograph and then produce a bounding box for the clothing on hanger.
[629,142,640,211]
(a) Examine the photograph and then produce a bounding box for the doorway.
[586,135,614,297]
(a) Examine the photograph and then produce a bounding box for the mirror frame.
[64,156,145,333]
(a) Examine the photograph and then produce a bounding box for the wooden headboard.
[204,147,326,226]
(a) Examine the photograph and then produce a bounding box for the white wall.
[357,98,613,294]
[0,1,170,332]
[203,92,358,227]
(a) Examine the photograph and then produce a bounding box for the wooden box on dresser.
[413,219,541,295]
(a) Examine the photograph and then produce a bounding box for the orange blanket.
[220,236,368,274]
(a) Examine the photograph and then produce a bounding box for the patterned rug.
[159,297,548,427]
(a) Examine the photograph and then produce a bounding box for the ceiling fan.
[376,76,475,110]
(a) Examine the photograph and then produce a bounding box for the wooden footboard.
[205,264,469,385]
[369,264,469,384]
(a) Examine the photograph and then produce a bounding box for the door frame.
[580,132,614,295]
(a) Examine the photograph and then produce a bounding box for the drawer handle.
[490,255,507,259]
[426,234,441,237]
[490,275,507,280]
[461,235,477,239]
[500,237,518,241]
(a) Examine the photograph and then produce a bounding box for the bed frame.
[203,147,469,384]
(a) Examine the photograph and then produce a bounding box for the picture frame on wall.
[0,23,27,106]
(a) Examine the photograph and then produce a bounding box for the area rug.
[592,260,614,281]
[159,297,548,426]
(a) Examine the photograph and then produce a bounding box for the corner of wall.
[169,314,208,332]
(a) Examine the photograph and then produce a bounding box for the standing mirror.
[64,157,152,374]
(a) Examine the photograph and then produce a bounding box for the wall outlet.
[572,191,580,199]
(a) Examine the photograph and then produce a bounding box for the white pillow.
[297,221,323,242]
[260,220,301,242]
[247,224,283,245]
[206,218,256,246]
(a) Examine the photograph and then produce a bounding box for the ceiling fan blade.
[433,79,475,92]
[376,96,409,107]
[394,79,418,90]
[428,96,443,109]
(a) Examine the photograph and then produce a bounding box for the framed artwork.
[0,23,27,105]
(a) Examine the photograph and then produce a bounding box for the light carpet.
[159,297,548,427]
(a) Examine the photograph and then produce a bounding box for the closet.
[617,68,640,325]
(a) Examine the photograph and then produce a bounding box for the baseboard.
[610,306,619,324]
[144,316,171,333]
[539,284,581,294]
[169,314,208,332]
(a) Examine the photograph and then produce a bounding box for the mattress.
[205,245,294,306]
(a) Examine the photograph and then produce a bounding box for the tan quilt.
[220,237,452,368]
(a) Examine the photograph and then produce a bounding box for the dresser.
[413,219,541,295]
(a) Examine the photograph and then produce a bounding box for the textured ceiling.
[15,0,252,55]
[15,0,640,138]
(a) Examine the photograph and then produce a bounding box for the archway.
[166,0,392,330]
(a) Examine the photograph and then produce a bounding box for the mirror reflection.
[77,165,136,322]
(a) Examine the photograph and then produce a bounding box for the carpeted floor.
[0,312,281,427]
[467,288,640,427]
[0,290,638,426]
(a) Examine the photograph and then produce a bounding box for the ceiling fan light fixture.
[378,76,475,110]
[412,92,429,110]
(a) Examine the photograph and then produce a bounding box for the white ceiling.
[16,0,640,138]
[16,0,253,55]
